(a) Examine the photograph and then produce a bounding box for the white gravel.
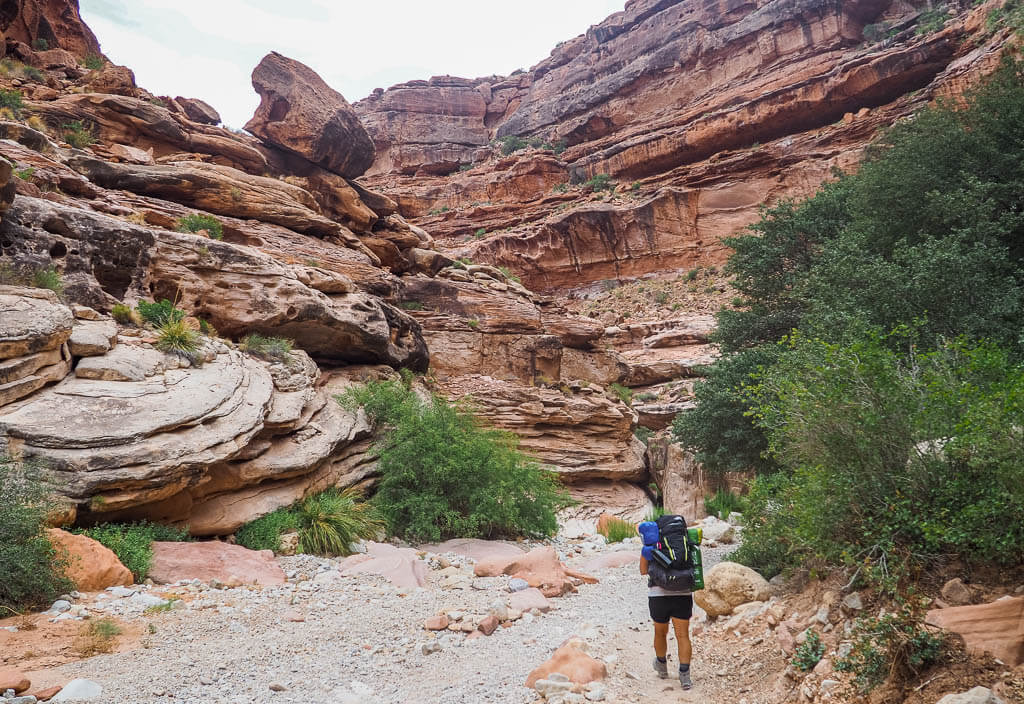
[46,538,736,704]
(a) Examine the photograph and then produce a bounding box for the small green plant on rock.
[236,507,299,553]
[31,38,49,51]
[136,299,185,327]
[399,301,425,311]
[916,5,950,35]
[609,382,633,404]
[31,266,63,295]
[155,319,201,362]
[176,213,223,240]
[792,629,825,672]
[474,227,487,238]
[552,182,568,194]
[15,166,34,181]
[240,334,293,363]
[111,303,133,325]
[498,135,528,155]
[497,266,521,284]
[584,173,614,192]
[62,120,96,148]
[0,89,24,118]
[83,54,104,70]
[633,425,654,445]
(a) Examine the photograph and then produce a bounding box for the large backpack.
[647,514,700,592]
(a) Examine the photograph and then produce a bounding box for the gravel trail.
[33,540,741,704]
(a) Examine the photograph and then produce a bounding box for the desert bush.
[62,120,96,148]
[498,135,528,155]
[339,379,572,541]
[83,54,104,70]
[704,488,747,521]
[0,88,23,117]
[235,507,299,553]
[916,5,949,35]
[792,629,825,672]
[239,334,293,363]
[609,382,633,404]
[497,266,521,283]
[15,166,35,181]
[31,266,63,295]
[0,455,73,612]
[74,617,123,656]
[31,38,49,51]
[599,517,636,543]
[176,213,223,240]
[111,303,133,324]
[738,334,1024,583]
[836,597,944,692]
[633,425,654,445]
[584,173,614,192]
[136,299,185,327]
[79,521,188,582]
[552,182,568,193]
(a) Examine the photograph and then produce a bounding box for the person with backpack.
[638,514,702,691]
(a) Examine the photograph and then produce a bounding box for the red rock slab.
[475,546,597,597]
[422,538,526,563]
[33,685,63,701]
[0,669,30,693]
[578,551,640,572]
[339,545,427,590]
[46,528,133,591]
[926,597,1024,666]
[525,637,607,688]
[148,541,286,586]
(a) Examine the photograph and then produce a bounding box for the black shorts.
[648,595,693,624]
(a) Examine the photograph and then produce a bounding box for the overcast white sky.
[79,1,625,128]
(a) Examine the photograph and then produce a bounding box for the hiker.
[639,516,695,690]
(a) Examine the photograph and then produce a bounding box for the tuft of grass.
[74,618,123,657]
[599,517,636,543]
[474,227,487,238]
[497,266,521,284]
[83,54,105,71]
[25,115,48,134]
[176,214,223,240]
[466,319,480,329]
[704,488,747,520]
[78,522,189,582]
[295,488,384,556]
[229,187,243,202]
[144,598,179,615]
[15,166,34,181]
[236,507,299,553]
[239,334,293,363]
[155,319,201,362]
[22,66,45,84]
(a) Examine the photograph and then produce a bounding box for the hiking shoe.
[652,657,669,679]
[678,668,692,690]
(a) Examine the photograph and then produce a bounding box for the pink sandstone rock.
[926,597,1024,667]
[525,636,607,688]
[508,587,552,613]
[148,541,286,586]
[423,538,526,563]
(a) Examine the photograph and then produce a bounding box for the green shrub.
[793,630,825,672]
[584,174,614,192]
[836,597,944,692]
[599,517,636,543]
[62,120,96,148]
[294,488,382,555]
[155,319,201,361]
[31,38,49,51]
[0,455,73,611]
[916,5,949,35]
[633,425,654,445]
[239,334,293,363]
[704,488,747,521]
[83,54,104,70]
[0,88,23,117]
[111,303,133,324]
[609,382,633,404]
[339,379,572,541]
[497,266,521,284]
[467,319,479,329]
[498,135,528,155]
[136,299,185,327]
[552,182,568,193]
[31,266,63,295]
[474,227,486,238]
[79,521,188,582]
[176,214,223,240]
[15,166,34,181]
[399,301,424,311]
[741,334,1024,582]
[235,507,299,552]
[22,66,44,83]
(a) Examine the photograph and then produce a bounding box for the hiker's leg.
[653,620,670,659]
[671,618,691,665]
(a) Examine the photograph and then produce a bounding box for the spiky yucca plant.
[155,319,201,363]
[296,488,382,556]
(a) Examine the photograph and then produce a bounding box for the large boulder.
[338,542,426,589]
[525,636,606,688]
[0,286,73,359]
[694,562,771,618]
[175,96,221,125]
[148,541,286,586]
[46,528,133,590]
[926,597,1024,667]
[245,52,374,178]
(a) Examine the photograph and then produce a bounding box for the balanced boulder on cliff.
[245,52,375,179]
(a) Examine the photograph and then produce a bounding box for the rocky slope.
[356,0,1009,293]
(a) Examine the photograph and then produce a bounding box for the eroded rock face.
[46,528,133,590]
[245,52,375,178]
[926,597,1024,667]
[0,0,102,57]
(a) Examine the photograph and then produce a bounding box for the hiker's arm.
[639,555,649,575]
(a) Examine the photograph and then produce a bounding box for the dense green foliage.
[339,377,572,542]
[235,489,381,555]
[79,521,189,582]
[792,630,824,672]
[136,299,185,327]
[176,214,223,240]
[0,456,73,611]
[704,488,747,521]
[0,88,23,117]
[62,120,96,148]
